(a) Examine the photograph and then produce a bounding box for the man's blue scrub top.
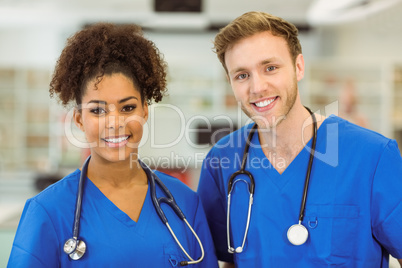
[8,169,218,267]
[198,115,402,267]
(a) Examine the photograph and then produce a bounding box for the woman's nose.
[106,104,124,129]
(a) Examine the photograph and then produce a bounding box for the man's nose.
[250,72,267,95]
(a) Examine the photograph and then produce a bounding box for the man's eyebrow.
[260,57,279,66]
[229,57,280,76]
[229,67,246,76]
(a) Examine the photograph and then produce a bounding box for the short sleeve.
[371,140,402,258]
[7,199,60,267]
[198,155,234,263]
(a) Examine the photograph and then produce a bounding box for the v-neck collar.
[85,176,152,236]
[248,116,328,190]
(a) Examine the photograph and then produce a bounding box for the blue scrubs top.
[8,169,218,267]
[198,115,402,267]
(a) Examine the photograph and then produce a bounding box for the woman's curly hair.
[49,23,167,106]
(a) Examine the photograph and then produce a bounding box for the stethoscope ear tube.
[227,124,257,254]
[227,179,254,254]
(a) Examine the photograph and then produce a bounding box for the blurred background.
[1,0,402,266]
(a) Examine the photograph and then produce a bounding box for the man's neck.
[257,103,322,174]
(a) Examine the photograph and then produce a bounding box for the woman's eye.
[122,105,136,112]
[90,107,106,114]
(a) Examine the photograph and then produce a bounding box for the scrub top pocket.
[305,205,360,265]
[164,243,187,267]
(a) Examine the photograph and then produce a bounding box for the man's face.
[225,31,304,129]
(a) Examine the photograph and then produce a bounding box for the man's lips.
[252,97,278,108]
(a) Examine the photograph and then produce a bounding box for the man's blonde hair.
[214,11,302,72]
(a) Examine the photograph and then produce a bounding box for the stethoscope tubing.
[298,107,317,223]
[226,107,317,252]
[140,160,205,266]
[66,156,204,265]
[73,156,90,239]
[144,161,186,223]
[226,125,257,253]
[227,125,257,195]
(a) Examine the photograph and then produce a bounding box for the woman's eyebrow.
[87,96,138,105]
[119,96,138,103]
[88,100,107,105]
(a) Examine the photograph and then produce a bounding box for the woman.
[8,23,218,267]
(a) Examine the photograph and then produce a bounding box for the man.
[197,11,402,267]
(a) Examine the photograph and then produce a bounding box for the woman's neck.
[86,154,147,189]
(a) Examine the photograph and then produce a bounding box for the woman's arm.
[221,262,235,268]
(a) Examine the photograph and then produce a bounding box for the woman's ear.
[143,101,149,123]
[73,108,84,132]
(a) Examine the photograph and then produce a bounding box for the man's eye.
[267,66,276,72]
[90,107,106,114]
[237,73,248,80]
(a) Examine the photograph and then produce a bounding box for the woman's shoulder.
[29,169,81,209]
[153,170,195,193]
[153,170,199,203]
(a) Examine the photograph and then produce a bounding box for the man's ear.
[73,108,84,132]
[295,54,305,82]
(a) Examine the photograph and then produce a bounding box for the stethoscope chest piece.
[287,223,308,246]
[64,238,86,260]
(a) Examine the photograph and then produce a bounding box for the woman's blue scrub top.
[8,169,218,267]
[198,115,402,267]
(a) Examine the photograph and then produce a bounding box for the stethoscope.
[226,107,317,253]
[63,156,205,266]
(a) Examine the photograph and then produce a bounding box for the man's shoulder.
[326,115,392,148]
[212,123,255,150]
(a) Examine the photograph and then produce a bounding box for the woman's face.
[74,73,148,164]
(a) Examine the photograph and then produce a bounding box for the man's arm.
[398,259,402,267]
